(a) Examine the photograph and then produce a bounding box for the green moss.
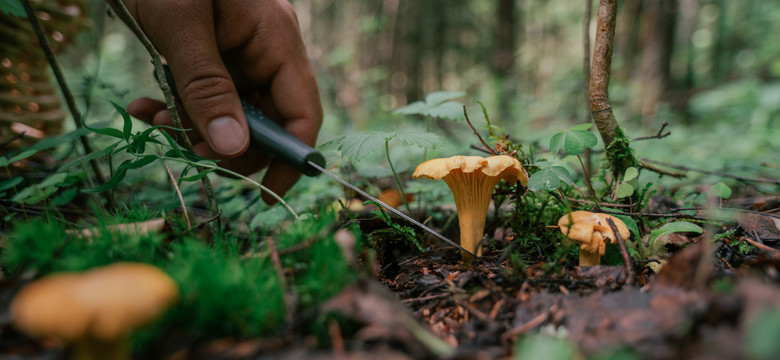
[605,127,639,177]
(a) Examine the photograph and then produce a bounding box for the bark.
[589,0,638,177]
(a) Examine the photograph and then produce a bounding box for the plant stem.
[385,139,412,214]
[21,0,112,209]
[157,156,299,220]
[107,0,221,228]
[576,154,599,205]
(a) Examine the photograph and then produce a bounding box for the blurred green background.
[50,0,780,192]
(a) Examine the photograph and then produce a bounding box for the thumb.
[158,7,248,157]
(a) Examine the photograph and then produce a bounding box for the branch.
[463,105,497,156]
[633,121,671,141]
[21,0,110,202]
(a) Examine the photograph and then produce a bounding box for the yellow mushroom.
[558,211,630,266]
[413,155,527,261]
[11,263,179,360]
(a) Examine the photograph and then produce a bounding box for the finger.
[127,97,166,123]
[261,162,303,205]
[147,1,249,157]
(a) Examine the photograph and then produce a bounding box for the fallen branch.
[642,158,780,184]
[607,217,635,285]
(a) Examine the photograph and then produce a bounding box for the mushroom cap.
[11,263,179,342]
[558,211,630,255]
[412,155,528,186]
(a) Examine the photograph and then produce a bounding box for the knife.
[159,66,476,259]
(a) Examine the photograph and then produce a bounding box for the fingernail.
[208,116,247,155]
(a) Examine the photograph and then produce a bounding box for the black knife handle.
[160,65,324,176]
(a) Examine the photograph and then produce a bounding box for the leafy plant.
[393,91,466,121]
[367,202,424,252]
[527,124,597,193]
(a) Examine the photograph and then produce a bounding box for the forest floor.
[1,190,779,360]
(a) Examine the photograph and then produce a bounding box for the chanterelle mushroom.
[413,155,527,260]
[558,211,630,266]
[11,263,179,360]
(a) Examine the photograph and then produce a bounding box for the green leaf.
[59,142,120,171]
[8,149,38,164]
[514,335,579,360]
[179,169,214,182]
[570,123,593,131]
[333,132,387,163]
[623,167,639,181]
[709,182,732,199]
[0,177,23,192]
[564,129,598,155]
[393,101,427,115]
[425,91,465,105]
[83,117,125,139]
[649,221,703,249]
[12,185,58,205]
[745,308,780,360]
[615,182,635,199]
[549,166,573,186]
[38,172,68,188]
[0,0,24,17]
[109,100,133,140]
[127,155,158,170]
[395,132,442,149]
[425,101,465,120]
[83,167,128,193]
[29,127,91,151]
[51,187,79,206]
[549,132,563,156]
[527,168,562,191]
[612,213,640,241]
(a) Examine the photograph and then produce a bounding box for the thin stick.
[266,237,294,326]
[634,121,671,141]
[163,159,191,230]
[21,0,110,202]
[642,158,780,184]
[107,0,221,226]
[606,218,634,285]
[463,105,497,156]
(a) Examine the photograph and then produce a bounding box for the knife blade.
[159,65,476,259]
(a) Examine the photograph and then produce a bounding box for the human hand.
[122,0,322,203]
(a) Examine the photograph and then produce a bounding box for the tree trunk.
[589,0,638,177]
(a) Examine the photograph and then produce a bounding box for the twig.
[501,311,549,344]
[0,132,27,149]
[742,236,780,260]
[640,160,687,178]
[402,293,450,304]
[266,237,294,326]
[583,0,592,123]
[567,197,635,208]
[107,0,222,229]
[21,0,110,205]
[634,121,671,141]
[606,217,634,285]
[463,105,497,156]
[162,159,191,230]
[470,144,494,155]
[642,158,780,184]
[576,154,599,205]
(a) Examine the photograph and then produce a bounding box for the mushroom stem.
[578,250,601,266]
[444,170,501,261]
[71,336,130,360]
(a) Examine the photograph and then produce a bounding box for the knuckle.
[180,75,234,107]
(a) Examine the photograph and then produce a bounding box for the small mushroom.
[558,211,630,266]
[413,155,527,260]
[11,263,179,360]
